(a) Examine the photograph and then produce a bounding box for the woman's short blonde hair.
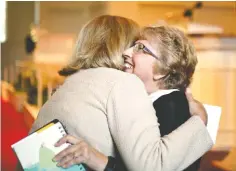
[59,15,139,76]
[140,26,198,90]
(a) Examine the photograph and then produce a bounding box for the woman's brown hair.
[140,26,198,90]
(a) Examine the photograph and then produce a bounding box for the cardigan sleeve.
[106,74,213,171]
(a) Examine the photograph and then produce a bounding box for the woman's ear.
[153,73,164,81]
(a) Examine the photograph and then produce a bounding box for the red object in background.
[1,98,29,171]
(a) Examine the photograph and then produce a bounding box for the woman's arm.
[106,74,212,171]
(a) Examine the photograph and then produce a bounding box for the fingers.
[62,156,86,168]
[53,136,94,169]
[53,142,82,162]
[185,87,194,102]
[54,142,88,169]
[57,153,74,167]
[57,151,84,168]
[53,139,107,171]
[55,135,81,147]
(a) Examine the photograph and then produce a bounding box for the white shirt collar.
[149,89,179,102]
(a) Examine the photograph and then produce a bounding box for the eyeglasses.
[133,43,158,59]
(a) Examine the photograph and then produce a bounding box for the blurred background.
[1,1,236,171]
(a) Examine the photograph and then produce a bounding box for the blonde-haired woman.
[30,15,212,171]
[58,15,139,76]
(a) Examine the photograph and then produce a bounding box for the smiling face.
[124,26,198,92]
[123,40,163,94]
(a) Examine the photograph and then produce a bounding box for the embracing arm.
[106,75,213,171]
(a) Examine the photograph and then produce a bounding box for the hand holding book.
[53,135,108,171]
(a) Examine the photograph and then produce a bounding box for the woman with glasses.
[123,26,203,171]
[30,16,212,171]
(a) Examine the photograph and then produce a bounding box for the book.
[203,104,222,144]
[11,119,86,171]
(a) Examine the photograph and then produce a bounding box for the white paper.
[203,104,222,144]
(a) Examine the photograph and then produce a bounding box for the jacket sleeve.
[106,74,213,171]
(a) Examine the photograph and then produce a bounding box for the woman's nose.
[123,47,134,58]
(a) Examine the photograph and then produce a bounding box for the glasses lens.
[134,43,143,53]
[134,43,158,59]
[138,43,144,51]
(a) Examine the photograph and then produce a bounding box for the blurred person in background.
[29,15,212,171]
